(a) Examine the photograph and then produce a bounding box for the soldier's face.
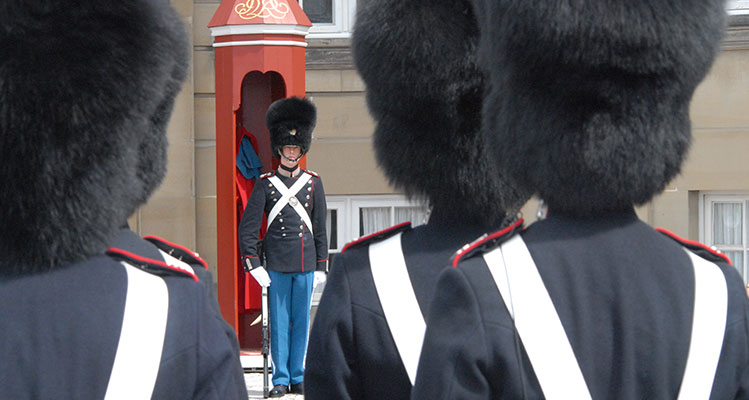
[281,145,302,167]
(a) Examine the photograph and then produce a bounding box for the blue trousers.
[268,269,314,386]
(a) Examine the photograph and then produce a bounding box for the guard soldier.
[239,97,329,398]
[0,1,247,398]
[414,0,749,398]
[303,1,528,399]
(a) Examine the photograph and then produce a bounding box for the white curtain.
[326,209,337,250]
[360,207,391,236]
[713,202,742,246]
[395,206,429,228]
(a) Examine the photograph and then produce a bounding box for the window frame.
[700,192,749,283]
[300,0,356,38]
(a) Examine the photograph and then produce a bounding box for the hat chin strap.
[279,150,304,163]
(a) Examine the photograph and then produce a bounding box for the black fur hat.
[266,97,316,159]
[473,0,726,217]
[0,0,189,274]
[353,0,530,226]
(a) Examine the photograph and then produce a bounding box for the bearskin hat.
[266,97,316,159]
[353,0,530,226]
[0,0,189,274]
[474,0,726,217]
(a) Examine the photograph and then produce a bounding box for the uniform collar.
[277,166,302,178]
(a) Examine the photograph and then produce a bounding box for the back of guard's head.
[474,0,726,217]
[353,0,530,226]
[0,0,189,274]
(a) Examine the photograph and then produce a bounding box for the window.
[312,195,429,304]
[727,1,749,15]
[701,193,749,284]
[299,0,356,37]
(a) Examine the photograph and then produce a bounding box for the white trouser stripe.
[267,173,313,234]
[104,262,169,400]
[677,249,727,399]
[484,235,592,400]
[369,233,425,385]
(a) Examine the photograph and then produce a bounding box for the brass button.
[298,232,303,237]
[282,233,286,237]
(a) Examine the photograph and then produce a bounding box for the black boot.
[269,384,288,398]
[290,382,304,394]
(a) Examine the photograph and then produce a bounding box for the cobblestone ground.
[245,373,304,400]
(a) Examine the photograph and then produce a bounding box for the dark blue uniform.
[413,210,749,399]
[239,169,328,274]
[305,214,501,400]
[239,167,328,390]
[0,229,248,400]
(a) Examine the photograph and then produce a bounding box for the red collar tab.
[144,235,209,270]
[655,228,732,265]
[106,247,199,282]
[451,219,525,267]
[341,222,412,254]
[303,169,319,178]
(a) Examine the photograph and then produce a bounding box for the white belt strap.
[267,173,313,234]
[104,262,169,400]
[369,233,425,385]
[677,249,727,400]
[483,235,592,400]
[484,236,729,400]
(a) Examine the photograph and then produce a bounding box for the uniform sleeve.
[194,286,248,399]
[312,177,329,272]
[305,254,362,399]
[238,180,266,271]
[412,266,493,400]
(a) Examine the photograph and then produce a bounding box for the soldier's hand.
[250,267,271,288]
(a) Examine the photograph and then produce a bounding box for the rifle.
[260,240,270,398]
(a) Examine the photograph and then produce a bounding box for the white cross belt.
[267,173,313,235]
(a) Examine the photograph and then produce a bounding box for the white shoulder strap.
[483,235,592,400]
[677,249,727,399]
[484,236,729,400]
[104,262,169,400]
[267,173,314,234]
[369,233,425,385]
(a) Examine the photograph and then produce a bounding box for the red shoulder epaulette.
[656,228,732,265]
[303,169,319,178]
[106,247,199,281]
[340,222,412,254]
[259,171,274,179]
[451,219,524,267]
[144,235,209,270]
